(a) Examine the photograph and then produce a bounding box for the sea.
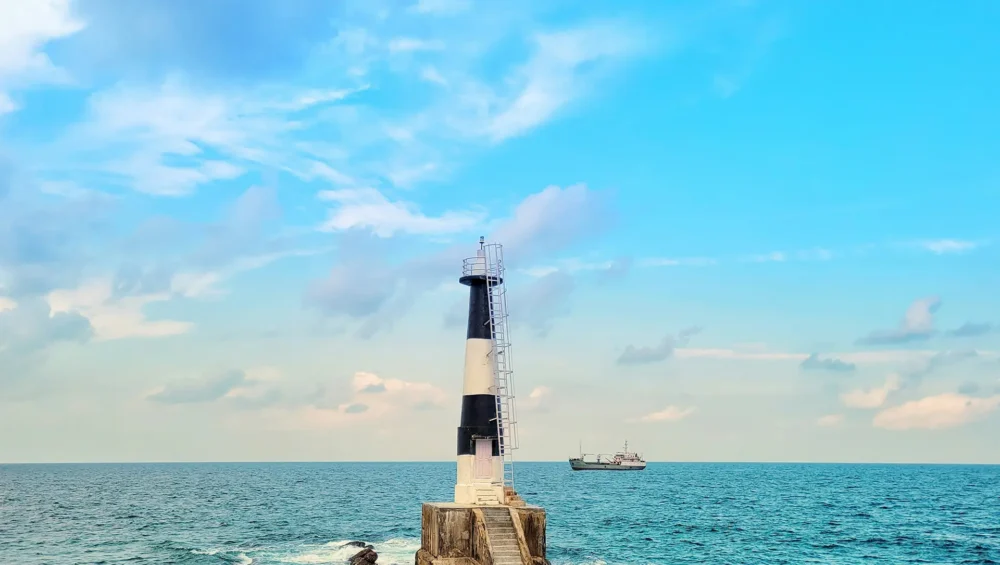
[1,462,998,565]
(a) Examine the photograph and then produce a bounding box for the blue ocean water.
[1,462,998,565]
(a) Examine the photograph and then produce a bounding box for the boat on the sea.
[568,441,646,471]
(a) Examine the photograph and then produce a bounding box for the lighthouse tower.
[416,237,548,565]
[455,237,518,506]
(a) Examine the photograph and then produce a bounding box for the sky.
[1,0,999,464]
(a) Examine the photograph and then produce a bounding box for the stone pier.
[416,501,548,565]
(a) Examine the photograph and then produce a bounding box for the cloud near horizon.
[873,393,1000,431]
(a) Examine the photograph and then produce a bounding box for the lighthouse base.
[417,502,548,565]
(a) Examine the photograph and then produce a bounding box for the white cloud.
[317,187,484,237]
[490,183,608,257]
[52,78,369,196]
[46,278,192,340]
[816,414,844,427]
[386,162,439,188]
[674,348,805,361]
[746,251,786,263]
[0,296,15,312]
[388,38,446,53]
[634,405,696,423]
[918,239,981,254]
[840,373,901,409]
[902,297,938,334]
[304,162,355,186]
[420,66,448,86]
[639,257,717,267]
[171,248,331,300]
[856,296,941,346]
[284,371,449,429]
[519,257,625,278]
[478,22,649,142]
[873,393,1000,430]
[409,0,471,15]
[528,386,551,399]
[0,0,84,113]
[521,385,552,411]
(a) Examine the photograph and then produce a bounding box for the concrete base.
[417,502,549,565]
[455,483,505,506]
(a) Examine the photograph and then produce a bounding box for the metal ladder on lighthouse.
[481,240,519,494]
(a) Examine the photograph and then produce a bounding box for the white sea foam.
[278,538,421,565]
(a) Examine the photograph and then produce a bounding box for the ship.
[568,441,646,471]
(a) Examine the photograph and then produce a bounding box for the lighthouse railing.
[481,241,518,492]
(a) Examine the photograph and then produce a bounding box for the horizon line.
[2,460,999,466]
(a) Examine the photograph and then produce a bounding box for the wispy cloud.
[522,386,552,411]
[0,1,85,114]
[47,278,192,340]
[285,371,450,428]
[0,298,93,380]
[513,271,575,338]
[673,347,804,361]
[409,0,471,16]
[902,349,979,385]
[306,183,610,339]
[800,353,856,373]
[745,251,786,263]
[473,21,652,142]
[388,37,446,53]
[873,393,1000,430]
[816,414,844,427]
[617,326,702,366]
[856,296,941,346]
[633,405,696,423]
[638,257,717,268]
[840,373,900,409]
[945,322,994,338]
[917,239,983,255]
[147,369,248,404]
[49,78,370,197]
[316,188,485,237]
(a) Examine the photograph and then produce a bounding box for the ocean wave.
[237,537,421,565]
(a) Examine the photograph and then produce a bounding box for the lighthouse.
[455,238,507,505]
[416,237,548,565]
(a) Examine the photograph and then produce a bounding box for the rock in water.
[342,541,368,548]
[349,548,378,565]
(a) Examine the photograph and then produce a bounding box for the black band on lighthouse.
[459,276,492,340]
[457,394,500,456]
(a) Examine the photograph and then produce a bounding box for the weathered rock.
[349,547,379,565]
[343,541,369,548]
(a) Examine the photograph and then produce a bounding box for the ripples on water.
[1,462,998,564]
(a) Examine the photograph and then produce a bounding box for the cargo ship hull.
[569,459,646,471]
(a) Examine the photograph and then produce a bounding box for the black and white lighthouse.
[454,239,506,505]
[416,237,549,565]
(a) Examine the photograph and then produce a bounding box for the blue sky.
[1,0,999,464]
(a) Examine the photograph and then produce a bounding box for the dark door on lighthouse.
[474,439,492,480]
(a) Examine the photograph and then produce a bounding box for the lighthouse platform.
[416,500,548,565]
